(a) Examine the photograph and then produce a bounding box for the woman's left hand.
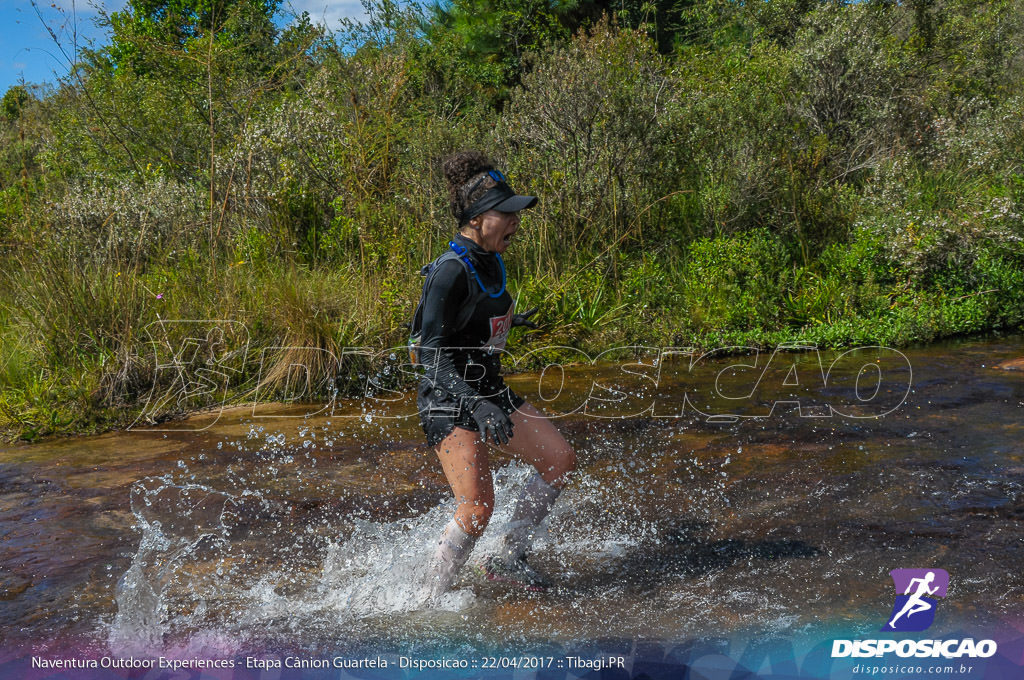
[512,307,540,329]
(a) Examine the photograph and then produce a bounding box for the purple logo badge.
[882,569,949,632]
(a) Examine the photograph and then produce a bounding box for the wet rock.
[0,567,31,600]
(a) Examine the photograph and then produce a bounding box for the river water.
[1,337,1023,665]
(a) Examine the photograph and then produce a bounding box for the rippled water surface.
[2,338,1023,657]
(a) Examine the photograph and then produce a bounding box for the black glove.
[511,306,540,329]
[470,399,515,446]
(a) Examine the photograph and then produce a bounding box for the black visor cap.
[462,182,538,223]
[492,193,538,213]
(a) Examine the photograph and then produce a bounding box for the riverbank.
[1,293,1022,445]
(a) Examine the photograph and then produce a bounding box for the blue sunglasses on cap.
[460,168,537,224]
[466,169,508,196]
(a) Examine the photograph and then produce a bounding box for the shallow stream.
[2,338,1023,662]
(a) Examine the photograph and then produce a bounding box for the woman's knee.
[539,443,576,488]
[454,496,493,536]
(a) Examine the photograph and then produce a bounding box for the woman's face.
[466,209,521,254]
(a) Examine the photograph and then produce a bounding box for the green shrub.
[679,228,792,332]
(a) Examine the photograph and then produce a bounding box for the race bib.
[484,305,514,351]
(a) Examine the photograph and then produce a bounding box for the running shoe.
[479,555,551,591]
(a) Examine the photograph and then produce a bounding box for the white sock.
[496,473,561,565]
[425,519,477,598]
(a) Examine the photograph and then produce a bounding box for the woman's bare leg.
[489,401,576,577]
[501,401,576,487]
[435,426,495,536]
[424,426,493,597]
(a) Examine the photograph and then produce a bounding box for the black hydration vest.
[407,247,490,365]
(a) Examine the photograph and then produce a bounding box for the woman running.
[415,150,576,597]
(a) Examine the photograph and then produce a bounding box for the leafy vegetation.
[1,0,1023,440]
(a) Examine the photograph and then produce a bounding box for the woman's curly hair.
[442,150,499,225]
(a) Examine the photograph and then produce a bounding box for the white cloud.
[282,0,367,29]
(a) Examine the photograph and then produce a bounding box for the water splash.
[109,477,241,654]
[318,507,472,615]
[105,451,699,654]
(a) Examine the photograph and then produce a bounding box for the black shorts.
[417,377,526,447]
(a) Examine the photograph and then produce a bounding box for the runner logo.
[882,568,949,632]
[833,568,996,659]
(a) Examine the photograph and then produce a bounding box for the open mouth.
[503,233,515,244]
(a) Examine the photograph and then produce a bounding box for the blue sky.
[0,0,367,94]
